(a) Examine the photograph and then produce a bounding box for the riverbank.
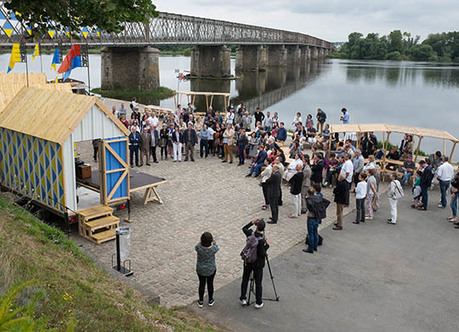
[0,194,221,331]
[92,87,174,106]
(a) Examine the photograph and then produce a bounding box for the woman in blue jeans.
[195,232,219,308]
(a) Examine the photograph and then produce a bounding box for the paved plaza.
[191,189,459,332]
[72,140,358,307]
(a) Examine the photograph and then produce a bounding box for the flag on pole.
[32,44,39,61]
[82,27,89,39]
[7,43,21,73]
[58,45,82,81]
[50,48,60,71]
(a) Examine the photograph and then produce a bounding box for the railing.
[0,8,334,49]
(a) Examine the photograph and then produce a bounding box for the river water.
[1,54,458,158]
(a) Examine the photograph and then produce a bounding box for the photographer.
[240,218,269,309]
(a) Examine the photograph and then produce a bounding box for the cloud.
[153,0,459,42]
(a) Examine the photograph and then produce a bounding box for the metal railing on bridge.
[0,8,333,49]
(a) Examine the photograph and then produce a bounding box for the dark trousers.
[198,271,216,302]
[160,146,167,160]
[200,139,209,158]
[262,182,270,205]
[150,146,157,162]
[240,263,263,305]
[129,147,139,166]
[208,139,214,155]
[356,198,365,221]
[307,217,319,252]
[93,146,98,161]
[269,195,280,222]
[279,187,283,205]
[238,143,246,165]
[421,184,429,208]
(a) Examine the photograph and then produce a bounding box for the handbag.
[371,195,380,211]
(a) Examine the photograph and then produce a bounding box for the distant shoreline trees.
[331,30,459,62]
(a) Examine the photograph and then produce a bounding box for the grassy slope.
[0,194,221,331]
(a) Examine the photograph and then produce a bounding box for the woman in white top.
[387,173,404,224]
[292,112,302,128]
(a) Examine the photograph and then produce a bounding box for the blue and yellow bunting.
[82,27,89,39]
[7,43,21,73]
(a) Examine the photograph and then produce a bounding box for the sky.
[153,0,459,42]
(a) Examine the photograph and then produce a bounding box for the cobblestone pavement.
[72,99,388,307]
[73,139,387,308]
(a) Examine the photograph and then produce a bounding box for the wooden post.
[210,94,214,108]
[450,141,457,161]
[356,132,360,150]
[174,93,177,109]
[414,136,423,162]
[205,95,209,111]
[192,95,196,108]
[443,139,446,156]
[329,129,333,152]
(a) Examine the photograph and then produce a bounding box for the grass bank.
[92,87,174,106]
[0,194,221,331]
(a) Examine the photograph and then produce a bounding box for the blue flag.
[50,49,59,71]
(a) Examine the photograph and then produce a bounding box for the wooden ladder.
[77,205,119,244]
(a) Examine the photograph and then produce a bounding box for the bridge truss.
[0,8,333,49]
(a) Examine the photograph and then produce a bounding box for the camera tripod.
[247,255,280,306]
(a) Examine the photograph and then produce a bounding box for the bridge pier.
[300,46,310,65]
[286,45,301,66]
[235,46,267,72]
[267,46,287,67]
[190,45,231,77]
[310,47,319,60]
[101,47,159,91]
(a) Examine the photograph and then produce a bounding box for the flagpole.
[25,46,29,87]
[39,42,43,73]
[86,42,91,94]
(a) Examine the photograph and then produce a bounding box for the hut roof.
[0,73,73,111]
[330,123,458,143]
[0,87,130,144]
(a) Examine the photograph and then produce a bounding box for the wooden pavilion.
[329,124,458,175]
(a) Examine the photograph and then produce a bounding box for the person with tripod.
[240,218,269,309]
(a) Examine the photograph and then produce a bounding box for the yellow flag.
[32,44,39,61]
[7,43,21,73]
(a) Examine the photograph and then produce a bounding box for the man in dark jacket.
[128,126,141,167]
[333,175,349,230]
[247,145,267,177]
[183,123,198,162]
[240,218,269,309]
[419,160,433,210]
[237,128,249,166]
[267,165,282,224]
[304,189,330,253]
[316,108,327,134]
[289,164,304,218]
[149,125,159,163]
[311,153,325,185]
[254,107,265,125]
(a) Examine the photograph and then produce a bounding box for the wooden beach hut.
[0,87,131,244]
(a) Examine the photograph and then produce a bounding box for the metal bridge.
[0,8,333,49]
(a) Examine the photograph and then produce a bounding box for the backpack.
[130,102,134,111]
[241,233,261,265]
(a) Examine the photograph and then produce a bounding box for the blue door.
[100,137,129,204]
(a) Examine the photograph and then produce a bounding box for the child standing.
[195,232,219,308]
[354,172,367,224]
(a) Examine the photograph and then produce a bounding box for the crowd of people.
[107,97,458,308]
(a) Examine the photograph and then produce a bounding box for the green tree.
[409,44,434,61]
[5,0,158,37]
[388,30,404,53]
